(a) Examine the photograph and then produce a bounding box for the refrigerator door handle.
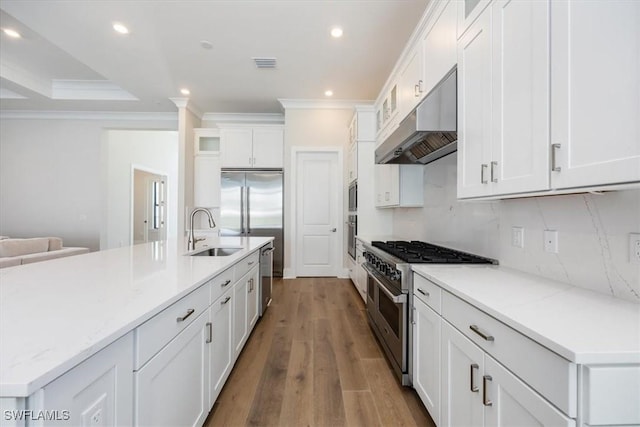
[246,187,251,234]
[240,186,245,235]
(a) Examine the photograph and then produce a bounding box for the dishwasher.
[260,242,274,316]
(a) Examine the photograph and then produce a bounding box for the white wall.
[104,130,178,249]
[392,153,640,303]
[0,116,176,251]
[283,108,352,277]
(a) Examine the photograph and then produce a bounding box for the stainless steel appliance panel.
[220,172,246,236]
[260,242,274,315]
[348,181,357,212]
[347,214,357,260]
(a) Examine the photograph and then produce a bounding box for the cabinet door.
[355,249,367,302]
[233,275,248,359]
[422,0,458,97]
[457,9,493,199]
[209,290,233,408]
[220,128,253,168]
[247,266,260,331]
[484,356,574,427]
[550,0,640,189]
[135,312,209,427]
[441,321,484,427]
[348,143,358,183]
[398,45,423,119]
[252,128,284,168]
[458,0,491,40]
[33,333,133,427]
[413,297,441,425]
[194,155,221,207]
[490,0,550,195]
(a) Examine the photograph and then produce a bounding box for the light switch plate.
[629,233,640,264]
[544,230,558,253]
[511,227,524,248]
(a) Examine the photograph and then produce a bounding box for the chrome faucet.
[188,208,216,250]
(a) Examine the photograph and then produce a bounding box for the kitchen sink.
[189,247,243,257]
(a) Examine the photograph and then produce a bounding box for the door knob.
[330,228,337,232]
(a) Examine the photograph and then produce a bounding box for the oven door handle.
[363,264,406,304]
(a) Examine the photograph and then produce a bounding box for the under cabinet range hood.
[376,68,457,165]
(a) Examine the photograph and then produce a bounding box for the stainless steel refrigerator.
[220,171,283,277]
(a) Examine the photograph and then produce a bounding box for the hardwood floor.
[205,277,435,427]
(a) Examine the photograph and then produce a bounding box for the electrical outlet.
[544,230,558,253]
[511,227,524,248]
[630,233,640,264]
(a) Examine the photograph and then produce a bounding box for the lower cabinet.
[246,266,260,332]
[134,311,210,427]
[412,296,441,425]
[208,289,233,408]
[26,333,134,427]
[232,273,249,359]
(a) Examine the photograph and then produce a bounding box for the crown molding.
[201,112,284,124]
[51,79,138,101]
[169,97,204,119]
[0,110,178,122]
[278,99,374,111]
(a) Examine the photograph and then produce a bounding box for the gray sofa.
[0,236,89,268]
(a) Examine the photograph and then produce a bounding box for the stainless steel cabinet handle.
[176,308,195,322]
[221,279,231,288]
[551,143,562,172]
[330,228,337,232]
[417,288,429,297]
[483,375,493,406]
[206,322,212,343]
[221,296,231,305]
[418,80,424,93]
[248,261,255,266]
[470,364,479,392]
[470,324,495,341]
[491,161,498,183]
[414,84,420,98]
[481,164,488,184]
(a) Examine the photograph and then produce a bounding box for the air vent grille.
[252,57,277,69]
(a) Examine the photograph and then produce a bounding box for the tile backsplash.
[392,153,640,303]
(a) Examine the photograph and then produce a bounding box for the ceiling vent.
[252,57,277,69]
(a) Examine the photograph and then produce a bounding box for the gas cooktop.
[371,240,496,264]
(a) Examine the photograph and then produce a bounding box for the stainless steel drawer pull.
[483,375,493,406]
[491,161,498,183]
[551,143,561,172]
[221,296,231,305]
[481,164,488,184]
[176,308,195,322]
[417,288,430,297]
[221,279,231,288]
[470,363,479,392]
[470,324,494,341]
[206,322,212,343]
[248,261,255,266]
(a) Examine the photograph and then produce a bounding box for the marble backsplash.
[392,153,640,303]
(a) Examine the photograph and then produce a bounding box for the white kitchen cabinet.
[398,44,423,119]
[194,155,221,207]
[412,295,441,425]
[458,0,550,198]
[208,289,233,408]
[194,128,221,155]
[232,271,249,359]
[246,265,260,332]
[135,311,209,427]
[347,142,357,183]
[27,333,133,427]
[220,126,284,169]
[458,0,491,40]
[550,0,640,189]
[422,0,458,99]
[355,244,367,302]
[375,164,423,208]
[376,82,399,141]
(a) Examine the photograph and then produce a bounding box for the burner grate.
[371,241,495,264]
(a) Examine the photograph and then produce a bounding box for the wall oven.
[347,215,357,260]
[348,181,357,212]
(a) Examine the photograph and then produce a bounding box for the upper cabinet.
[457,0,639,199]
[422,0,458,98]
[398,45,423,120]
[549,0,640,189]
[194,128,221,155]
[220,125,284,169]
[194,128,222,207]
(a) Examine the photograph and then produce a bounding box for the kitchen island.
[0,236,273,426]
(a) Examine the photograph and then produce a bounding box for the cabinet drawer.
[210,267,234,304]
[234,251,259,280]
[442,291,577,417]
[413,273,441,313]
[355,239,365,252]
[582,364,640,425]
[134,283,210,370]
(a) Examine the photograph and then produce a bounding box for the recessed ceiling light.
[112,23,129,35]
[325,90,333,97]
[3,28,21,39]
[330,27,343,38]
[180,88,190,96]
[200,40,213,50]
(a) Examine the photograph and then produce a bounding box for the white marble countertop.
[412,264,640,365]
[0,236,273,397]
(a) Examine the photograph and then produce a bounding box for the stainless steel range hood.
[376,68,457,165]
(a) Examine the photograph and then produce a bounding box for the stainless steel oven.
[347,214,357,260]
[348,181,357,212]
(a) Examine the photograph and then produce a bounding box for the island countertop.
[0,236,273,397]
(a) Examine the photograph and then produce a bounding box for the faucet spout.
[188,208,217,251]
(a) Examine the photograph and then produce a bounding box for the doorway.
[133,168,167,244]
[293,149,342,277]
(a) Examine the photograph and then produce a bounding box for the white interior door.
[295,151,340,277]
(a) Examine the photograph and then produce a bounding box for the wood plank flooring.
[205,277,435,427]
